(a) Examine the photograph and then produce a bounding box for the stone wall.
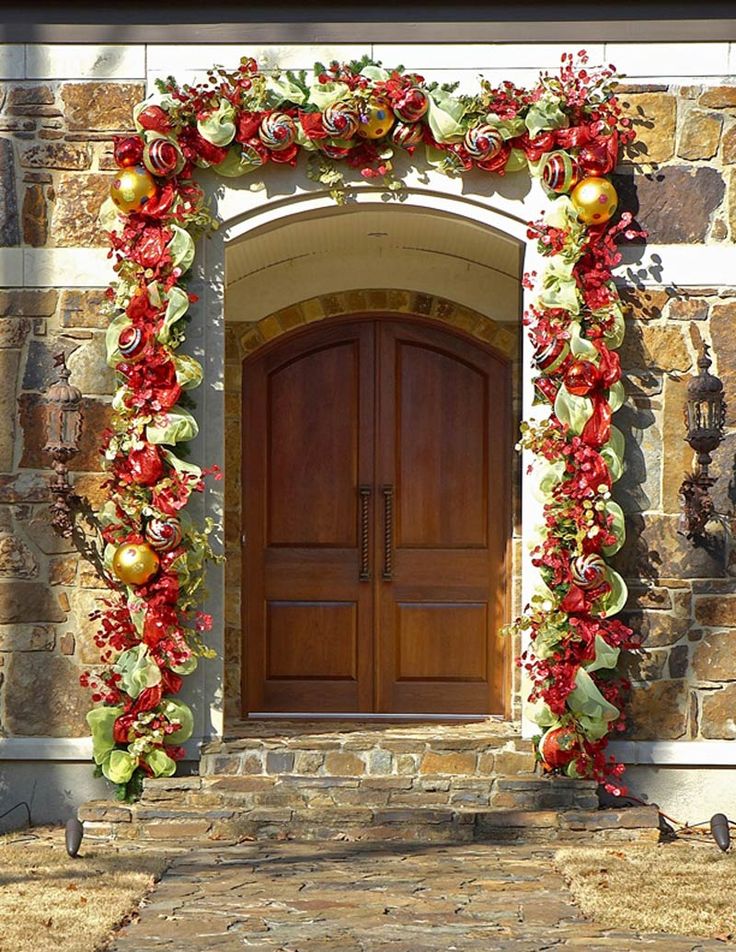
[0,75,142,736]
[1,44,736,749]
[608,84,736,742]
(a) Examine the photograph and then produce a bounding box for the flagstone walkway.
[110,841,724,951]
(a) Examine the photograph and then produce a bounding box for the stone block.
[677,109,722,160]
[660,375,692,515]
[0,531,38,577]
[619,92,676,164]
[0,624,55,651]
[78,803,131,822]
[723,124,736,163]
[668,298,708,321]
[0,317,30,348]
[265,750,295,774]
[617,322,692,373]
[61,82,144,132]
[701,683,736,738]
[668,644,690,678]
[699,86,736,108]
[0,138,19,246]
[692,631,736,681]
[0,290,57,317]
[21,184,47,246]
[614,166,725,243]
[66,334,114,395]
[695,595,736,626]
[625,678,689,739]
[0,582,65,623]
[711,303,736,425]
[419,751,477,775]
[0,348,20,471]
[621,610,691,648]
[612,513,726,581]
[59,289,109,329]
[140,819,213,839]
[560,805,659,831]
[618,286,670,322]
[293,750,324,774]
[493,749,536,775]
[366,748,393,775]
[5,652,88,735]
[624,586,672,611]
[50,173,111,247]
[21,142,92,170]
[323,751,365,776]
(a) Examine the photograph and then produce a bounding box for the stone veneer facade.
[1,46,736,808]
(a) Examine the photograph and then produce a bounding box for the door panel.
[268,342,358,547]
[242,316,509,716]
[376,322,508,714]
[397,343,488,547]
[243,322,375,712]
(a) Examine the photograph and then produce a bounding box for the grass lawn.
[556,840,736,940]
[0,828,169,952]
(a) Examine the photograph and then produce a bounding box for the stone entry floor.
[110,841,723,951]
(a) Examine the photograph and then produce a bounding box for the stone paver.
[110,842,721,951]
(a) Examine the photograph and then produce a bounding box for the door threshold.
[246,712,504,721]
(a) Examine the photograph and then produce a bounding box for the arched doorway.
[241,314,512,716]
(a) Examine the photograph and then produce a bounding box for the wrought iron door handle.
[359,485,371,581]
[382,485,394,581]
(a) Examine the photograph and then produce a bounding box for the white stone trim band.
[0,736,733,766]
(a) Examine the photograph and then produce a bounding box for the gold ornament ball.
[570,176,618,226]
[110,165,158,215]
[112,542,160,586]
[358,98,395,140]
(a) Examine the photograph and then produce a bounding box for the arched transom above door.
[234,289,518,362]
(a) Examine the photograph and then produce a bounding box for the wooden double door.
[242,317,510,715]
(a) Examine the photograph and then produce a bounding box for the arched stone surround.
[222,289,522,724]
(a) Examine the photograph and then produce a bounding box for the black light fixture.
[710,813,731,852]
[65,817,84,858]
[679,344,727,542]
[43,352,83,539]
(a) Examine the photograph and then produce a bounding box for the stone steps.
[134,773,600,812]
[78,721,661,846]
[80,797,660,846]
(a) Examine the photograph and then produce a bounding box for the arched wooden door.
[242,317,511,715]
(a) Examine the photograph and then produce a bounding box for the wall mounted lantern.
[679,344,727,542]
[43,352,109,581]
[43,352,83,539]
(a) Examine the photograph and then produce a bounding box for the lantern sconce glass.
[679,344,727,542]
[43,351,83,538]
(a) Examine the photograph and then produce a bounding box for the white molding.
[24,44,146,80]
[0,736,205,760]
[616,244,736,288]
[610,740,736,766]
[1,735,734,766]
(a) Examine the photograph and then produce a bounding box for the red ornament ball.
[143,138,181,177]
[541,151,579,194]
[578,142,615,177]
[118,324,149,362]
[128,443,164,486]
[137,104,172,135]
[534,337,570,374]
[564,359,598,396]
[539,726,580,769]
[393,87,429,124]
[113,135,144,168]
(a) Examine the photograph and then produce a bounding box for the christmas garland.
[84,51,641,800]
